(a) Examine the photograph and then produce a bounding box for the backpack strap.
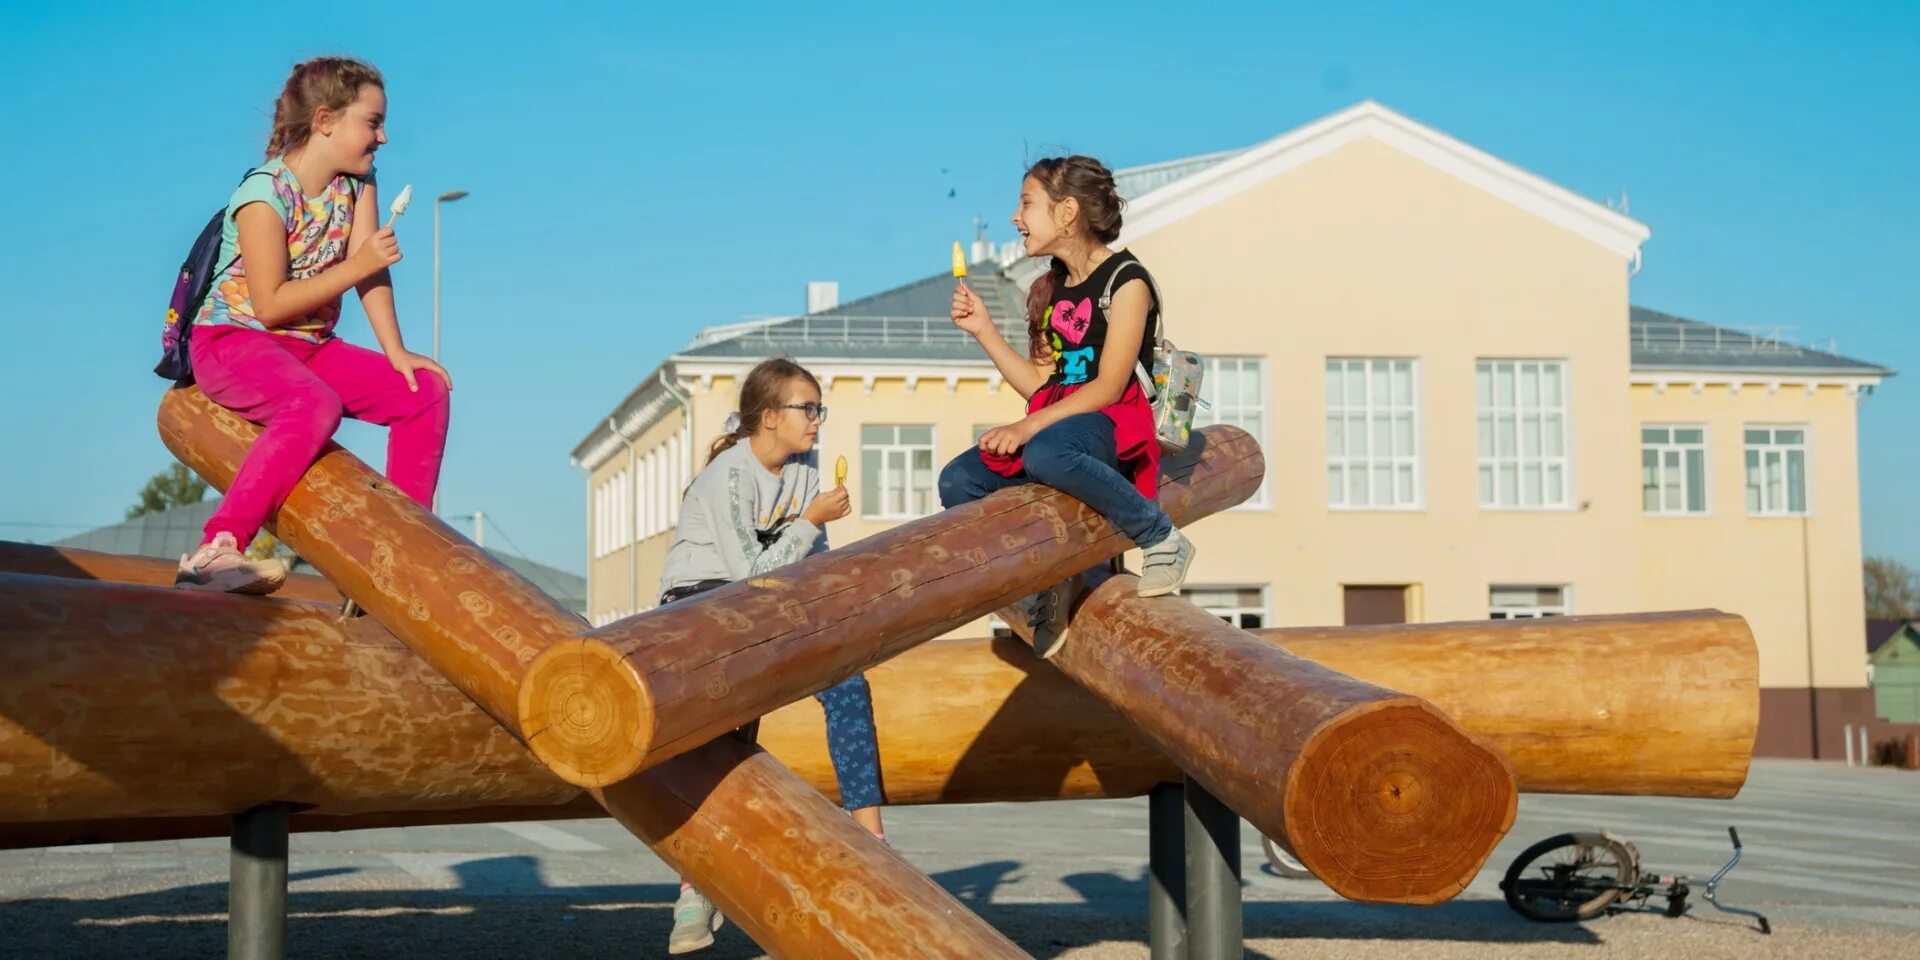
[1097,256,1167,343]
[1093,257,1170,398]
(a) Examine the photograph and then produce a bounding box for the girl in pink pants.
[177,56,450,594]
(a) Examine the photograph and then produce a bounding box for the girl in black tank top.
[939,155,1197,631]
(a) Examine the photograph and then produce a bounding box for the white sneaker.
[174,532,287,595]
[667,886,723,955]
[1137,528,1195,598]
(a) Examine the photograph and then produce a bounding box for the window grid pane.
[1200,357,1269,507]
[862,425,938,519]
[1489,584,1570,619]
[1641,424,1708,516]
[1326,359,1421,508]
[1477,360,1569,508]
[1743,426,1809,516]
[1181,585,1268,630]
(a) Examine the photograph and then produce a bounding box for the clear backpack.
[1098,260,1204,451]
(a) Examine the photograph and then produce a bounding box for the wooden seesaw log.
[0,541,343,603]
[996,572,1518,905]
[0,566,1757,842]
[512,425,1265,788]
[154,389,1029,960]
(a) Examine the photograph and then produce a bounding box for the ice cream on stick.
[834,455,849,487]
[951,241,967,279]
[385,184,414,227]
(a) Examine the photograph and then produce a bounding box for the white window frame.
[1641,424,1710,516]
[1181,585,1270,629]
[1476,359,1573,511]
[643,449,658,540]
[861,425,939,520]
[1489,584,1571,619]
[593,482,605,558]
[1196,356,1271,510]
[1744,425,1811,517]
[1325,358,1423,511]
[667,435,682,526]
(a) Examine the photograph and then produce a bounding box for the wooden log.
[0,541,342,603]
[0,568,1757,812]
[516,425,1265,787]
[1267,613,1759,799]
[154,389,1028,959]
[997,572,1517,904]
[0,567,1757,824]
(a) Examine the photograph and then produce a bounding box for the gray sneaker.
[668,886,723,954]
[173,532,287,595]
[1137,528,1196,598]
[1011,580,1077,660]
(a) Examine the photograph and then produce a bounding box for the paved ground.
[1,759,1915,958]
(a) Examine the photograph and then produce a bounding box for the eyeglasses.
[779,403,829,423]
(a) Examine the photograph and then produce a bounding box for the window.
[619,466,632,547]
[861,425,937,519]
[1197,357,1268,507]
[667,435,682,526]
[1182,586,1267,629]
[1642,426,1707,515]
[1745,427,1808,516]
[593,482,605,558]
[1490,585,1569,619]
[1326,359,1421,508]
[1477,360,1570,508]
[645,449,660,539]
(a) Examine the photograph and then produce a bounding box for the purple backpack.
[156,170,272,384]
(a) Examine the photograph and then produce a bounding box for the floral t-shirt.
[192,157,370,342]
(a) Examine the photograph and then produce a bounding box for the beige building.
[573,102,1891,759]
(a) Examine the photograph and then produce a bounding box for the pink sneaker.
[174,532,287,595]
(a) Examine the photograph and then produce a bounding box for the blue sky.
[1,1,1914,575]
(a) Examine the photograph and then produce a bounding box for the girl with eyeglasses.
[655,356,883,954]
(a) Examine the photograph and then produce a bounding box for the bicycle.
[1498,826,1771,934]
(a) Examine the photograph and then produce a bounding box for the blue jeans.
[661,581,885,811]
[938,412,1172,548]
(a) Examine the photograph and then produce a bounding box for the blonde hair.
[266,56,384,159]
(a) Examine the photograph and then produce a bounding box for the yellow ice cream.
[834,455,848,487]
[951,241,967,279]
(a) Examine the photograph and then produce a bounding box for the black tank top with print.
[1041,250,1160,388]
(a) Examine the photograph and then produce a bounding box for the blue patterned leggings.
[661,580,885,811]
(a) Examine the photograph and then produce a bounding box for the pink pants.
[194,323,450,546]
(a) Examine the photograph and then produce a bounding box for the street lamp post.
[433,190,470,365]
[431,190,468,514]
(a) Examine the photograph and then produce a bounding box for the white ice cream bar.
[390,184,414,218]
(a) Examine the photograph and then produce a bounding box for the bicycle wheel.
[1261,834,1314,879]
[1500,832,1639,922]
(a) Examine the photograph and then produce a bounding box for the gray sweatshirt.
[658,440,829,596]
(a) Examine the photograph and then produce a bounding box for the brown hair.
[266,57,385,160]
[706,358,824,465]
[1021,156,1125,361]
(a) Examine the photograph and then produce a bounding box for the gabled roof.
[1630,306,1892,377]
[673,261,1029,363]
[573,261,1031,469]
[1869,619,1916,656]
[55,502,586,613]
[1115,100,1652,260]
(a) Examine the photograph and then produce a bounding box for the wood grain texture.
[0,541,342,603]
[996,571,1516,905]
[516,425,1267,787]
[152,389,1030,960]
[0,568,1755,839]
